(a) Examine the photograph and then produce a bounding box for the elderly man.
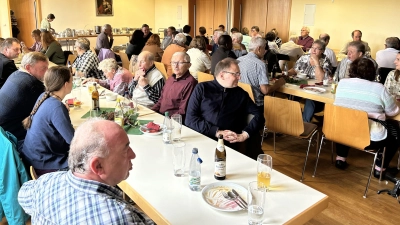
[0,38,20,88]
[211,30,223,55]
[161,26,176,50]
[279,35,304,67]
[152,52,197,118]
[142,24,153,44]
[376,37,400,69]
[40,13,55,32]
[185,58,264,159]
[297,26,314,51]
[0,52,48,143]
[339,30,371,55]
[232,32,247,58]
[96,24,114,51]
[161,33,187,78]
[18,119,154,225]
[72,37,105,79]
[128,51,165,108]
[319,33,338,68]
[237,37,286,108]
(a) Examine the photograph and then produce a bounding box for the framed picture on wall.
[96,0,113,16]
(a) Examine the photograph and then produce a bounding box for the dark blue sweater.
[0,70,45,140]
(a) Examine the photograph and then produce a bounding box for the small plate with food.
[139,122,164,135]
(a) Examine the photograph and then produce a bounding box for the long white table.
[67,87,328,225]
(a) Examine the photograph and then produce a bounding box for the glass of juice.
[73,98,82,109]
[257,154,272,190]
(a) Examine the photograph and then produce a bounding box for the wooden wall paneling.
[195,0,215,36]
[265,0,292,43]
[188,0,196,37]
[241,0,267,37]
[213,0,228,32]
[9,0,40,46]
[232,0,242,30]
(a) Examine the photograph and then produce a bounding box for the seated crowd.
[1,21,400,224]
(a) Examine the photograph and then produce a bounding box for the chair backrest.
[91,46,98,55]
[198,72,214,83]
[119,52,130,70]
[63,51,73,65]
[30,166,38,180]
[66,54,77,66]
[154,61,168,80]
[378,67,393,85]
[238,82,255,102]
[323,104,370,150]
[264,96,304,136]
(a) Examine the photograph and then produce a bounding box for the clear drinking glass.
[172,142,186,177]
[248,181,266,225]
[73,76,82,88]
[257,154,272,190]
[171,114,182,141]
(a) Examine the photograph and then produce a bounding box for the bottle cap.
[197,158,203,164]
[192,148,198,154]
[218,134,223,139]
[165,111,169,116]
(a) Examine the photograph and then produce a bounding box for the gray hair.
[313,39,326,52]
[0,37,20,52]
[214,30,224,39]
[248,37,266,52]
[302,26,310,33]
[21,52,48,69]
[385,37,400,49]
[172,51,191,63]
[215,58,239,77]
[98,58,119,73]
[289,35,298,42]
[76,38,90,51]
[173,33,186,46]
[231,32,243,43]
[138,50,155,62]
[68,118,110,173]
[319,33,330,44]
[102,24,111,31]
[348,41,366,55]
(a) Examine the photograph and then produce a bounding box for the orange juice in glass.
[257,154,272,190]
[73,98,82,109]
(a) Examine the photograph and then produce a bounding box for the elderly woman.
[161,33,187,78]
[126,30,145,60]
[72,37,105,80]
[210,35,237,74]
[231,32,247,58]
[85,58,133,95]
[141,34,163,62]
[21,66,74,177]
[384,52,400,96]
[186,36,211,79]
[41,31,65,65]
[288,40,333,122]
[21,29,42,53]
[334,58,399,179]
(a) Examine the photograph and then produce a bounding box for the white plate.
[303,86,326,94]
[139,123,164,135]
[201,182,247,212]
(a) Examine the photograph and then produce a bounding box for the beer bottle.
[214,134,226,180]
[92,83,100,110]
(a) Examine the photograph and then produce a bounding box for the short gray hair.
[0,37,20,52]
[21,52,48,69]
[231,32,243,43]
[302,26,310,33]
[385,37,400,49]
[139,50,155,62]
[313,40,326,52]
[289,35,298,42]
[248,37,266,52]
[98,58,119,73]
[102,24,111,31]
[215,58,239,77]
[172,51,190,62]
[76,38,90,51]
[68,118,110,173]
[173,33,186,46]
[214,30,224,39]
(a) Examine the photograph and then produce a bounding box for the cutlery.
[99,90,106,96]
[231,189,248,208]
[222,191,246,209]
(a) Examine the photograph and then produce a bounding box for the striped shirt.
[334,78,399,141]
[72,50,105,80]
[238,52,269,106]
[18,171,154,225]
[128,65,165,104]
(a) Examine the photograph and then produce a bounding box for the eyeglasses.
[223,71,241,77]
[310,47,323,51]
[171,61,190,66]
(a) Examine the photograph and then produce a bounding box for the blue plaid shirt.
[18,171,154,225]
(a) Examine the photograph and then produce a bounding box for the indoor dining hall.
[1,0,400,224]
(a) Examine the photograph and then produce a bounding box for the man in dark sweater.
[142,24,153,44]
[185,58,264,159]
[0,52,48,144]
[0,38,20,88]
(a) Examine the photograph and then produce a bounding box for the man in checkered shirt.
[237,37,285,109]
[72,37,105,80]
[18,119,154,225]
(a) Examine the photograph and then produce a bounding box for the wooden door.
[9,0,41,46]
[195,0,215,37]
[265,0,292,43]
[241,0,267,37]
[213,0,228,32]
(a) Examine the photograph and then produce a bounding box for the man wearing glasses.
[297,26,314,51]
[185,58,264,160]
[152,52,197,118]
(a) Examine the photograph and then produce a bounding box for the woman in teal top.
[41,31,65,65]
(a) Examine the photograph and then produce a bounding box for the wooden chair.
[119,52,130,70]
[263,96,319,181]
[313,104,384,198]
[154,61,168,80]
[91,46,97,55]
[30,166,38,180]
[66,54,77,66]
[198,72,214,83]
[238,82,255,103]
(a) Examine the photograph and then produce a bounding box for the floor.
[261,132,400,225]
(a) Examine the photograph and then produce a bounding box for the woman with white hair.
[84,58,133,95]
[231,32,247,58]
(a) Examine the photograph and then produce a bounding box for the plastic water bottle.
[162,112,173,144]
[283,62,288,76]
[189,148,203,191]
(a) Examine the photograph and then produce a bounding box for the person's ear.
[89,157,105,176]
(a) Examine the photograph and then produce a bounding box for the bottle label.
[214,161,226,177]
[189,175,201,186]
[163,130,171,143]
[217,143,224,152]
